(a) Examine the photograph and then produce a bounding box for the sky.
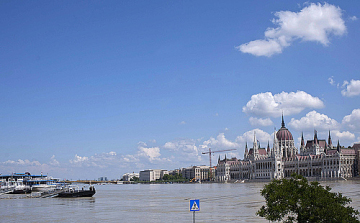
[1,1,360,180]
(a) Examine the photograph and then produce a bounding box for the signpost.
[190,199,200,223]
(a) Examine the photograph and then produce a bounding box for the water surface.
[1,181,360,222]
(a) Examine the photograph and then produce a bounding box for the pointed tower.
[244,142,248,159]
[300,132,305,155]
[253,131,259,158]
[328,130,333,148]
[281,112,285,128]
[337,140,341,153]
[267,141,270,155]
[314,130,318,145]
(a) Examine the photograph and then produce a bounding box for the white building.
[216,115,357,182]
[122,172,139,181]
[181,166,211,181]
[139,169,168,181]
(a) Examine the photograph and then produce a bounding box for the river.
[1,180,360,222]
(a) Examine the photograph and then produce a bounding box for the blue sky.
[1,1,359,180]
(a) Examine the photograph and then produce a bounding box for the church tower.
[244,142,248,159]
[253,131,259,158]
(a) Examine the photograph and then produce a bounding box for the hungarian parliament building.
[216,116,360,182]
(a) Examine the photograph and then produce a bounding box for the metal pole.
[193,211,195,223]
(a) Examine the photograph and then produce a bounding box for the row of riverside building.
[123,115,360,182]
[123,166,214,182]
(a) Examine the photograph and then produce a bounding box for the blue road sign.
[190,199,200,211]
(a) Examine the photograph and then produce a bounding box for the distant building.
[98,177,108,181]
[181,166,211,181]
[139,169,168,181]
[122,172,139,181]
[216,115,358,182]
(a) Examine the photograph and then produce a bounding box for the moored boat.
[56,185,95,198]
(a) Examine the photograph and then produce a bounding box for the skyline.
[1,1,359,179]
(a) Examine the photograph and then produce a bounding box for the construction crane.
[202,148,236,180]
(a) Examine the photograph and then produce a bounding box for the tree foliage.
[257,173,359,223]
[161,173,185,182]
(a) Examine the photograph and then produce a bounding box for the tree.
[257,173,359,223]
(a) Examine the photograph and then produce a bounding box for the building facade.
[181,166,212,181]
[216,116,358,182]
[139,169,168,181]
[122,172,139,181]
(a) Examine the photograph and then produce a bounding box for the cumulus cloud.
[237,3,346,57]
[236,129,272,146]
[137,142,162,162]
[243,91,324,117]
[332,130,355,141]
[289,111,340,131]
[70,154,89,164]
[237,39,283,57]
[341,80,360,97]
[249,117,274,126]
[342,109,360,130]
[200,133,239,151]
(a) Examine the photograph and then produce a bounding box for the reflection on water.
[1,181,360,222]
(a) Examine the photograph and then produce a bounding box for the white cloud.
[121,154,139,163]
[237,3,346,57]
[341,80,360,97]
[332,130,355,141]
[350,16,358,21]
[243,91,324,117]
[69,152,119,168]
[70,154,89,164]
[249,117,273,126]
[3,159,41,166]
[49,155,60,166]
[137,142,162,162]
[163,139,201,162]
[200,133,239,151]
[179,121,186,125]
[236,129,272,145]
[328,76,335,86]
[289,111,340,131]
[342,109,360,130]
[236,39,282,57]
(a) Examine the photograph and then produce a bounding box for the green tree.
[257,173,359,223]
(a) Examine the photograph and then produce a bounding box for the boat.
[56,185,96,198]
[0,179,31,194]
[9,179,31,194]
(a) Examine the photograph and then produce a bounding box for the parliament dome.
[276,115,293,141]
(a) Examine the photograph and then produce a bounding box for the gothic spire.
[328,130,332,147]
[301,132,305,146]
[281,112,285,128]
